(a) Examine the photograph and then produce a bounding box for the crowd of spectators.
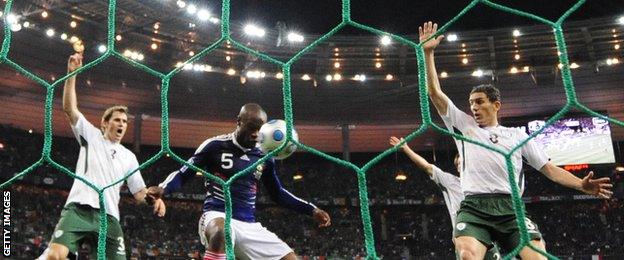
[2,124,623,259]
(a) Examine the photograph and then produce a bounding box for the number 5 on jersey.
[221,153,233,169]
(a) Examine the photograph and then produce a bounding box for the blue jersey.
[160,133,316,222]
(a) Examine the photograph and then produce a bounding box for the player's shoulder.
[208,133,233,143]
[499,125,529,138]
[196,133,233,152]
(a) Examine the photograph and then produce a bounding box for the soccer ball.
[258,119,298,160]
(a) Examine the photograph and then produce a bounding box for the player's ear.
[493,100,502,111]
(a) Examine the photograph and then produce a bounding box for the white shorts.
[198,211,293,260]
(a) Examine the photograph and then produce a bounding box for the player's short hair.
[102,105,128,122]
[470,84,501,103]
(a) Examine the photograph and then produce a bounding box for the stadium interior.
[0,0,623,259]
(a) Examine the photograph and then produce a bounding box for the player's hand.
[389,136,408,151]
[146,186,165,203]
[153,198,166,217]
[67,53,83,73]
[419,21,444,52]
[580,171,613,199]
[313,208,331,228]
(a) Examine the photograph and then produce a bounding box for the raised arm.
[419,21,450,116]
[540,162,613,199]
[389,136,433,176]
[63,53,83,125]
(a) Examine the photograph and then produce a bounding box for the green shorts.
[485,243,502,260]
[454,194,542,252]
[50,203,127,260]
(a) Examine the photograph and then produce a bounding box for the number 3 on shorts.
[117,237,125,254]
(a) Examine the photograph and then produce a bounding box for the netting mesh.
[1,0,623,259]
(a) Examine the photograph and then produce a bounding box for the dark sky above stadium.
[228,0,622,34]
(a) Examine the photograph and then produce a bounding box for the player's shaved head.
[238,103,267,123]
[235,103,267,148]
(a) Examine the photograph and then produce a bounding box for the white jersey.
[66,113,145,220]
[431,166,463,226]
[440,100,549,196]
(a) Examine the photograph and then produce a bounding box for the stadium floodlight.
[380,35,391,45]
[244,24,265,37]
[287,32,304,42]
[446,34,458,42]
[197,9,210,21]
[246,70,262,79]
[6,14,18,24]
[187,4,197,14]
[10,23,22,32]
[471,69,484,77]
